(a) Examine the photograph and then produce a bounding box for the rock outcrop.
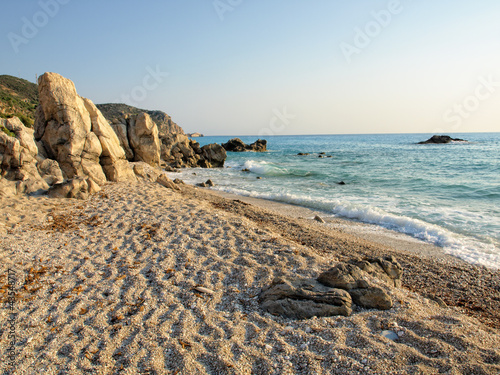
[96,104,185,136]
[35,72,135,185]
[260,257,402,319]
[259,277,353,319]
[222,138,267,152]
[127,113,161,167]
[0,117,49,194]
[109,115,226,169]
[418,135,467,144]
[48,177,100,200]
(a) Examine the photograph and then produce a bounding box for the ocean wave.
[212,186,500,269]
[228,160,320,177]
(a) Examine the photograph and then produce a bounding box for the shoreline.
[0,180,499,374]
[212,190,463,265]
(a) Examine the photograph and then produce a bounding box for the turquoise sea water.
[168,133,500,269]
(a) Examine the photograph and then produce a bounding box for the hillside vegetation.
[0,75,184,134]
[0,75,38,127]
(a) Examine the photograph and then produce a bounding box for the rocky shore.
[0,179,499,374]
[1,72,499,374]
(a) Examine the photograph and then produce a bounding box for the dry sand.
[0,180,499,374]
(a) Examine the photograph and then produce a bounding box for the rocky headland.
[0,72,226,198]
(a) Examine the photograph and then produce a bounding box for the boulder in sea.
[221,138,267,152]
[418,135,467,144]
[199,143,227,168]
[297,153,310,156]
[259,277,353,319]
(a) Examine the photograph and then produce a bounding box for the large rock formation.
[222,138,267,152]
[127,113,161,167]
[109,114,226,169]
[35,72,135,185]
[96,103,185,136]
[418,135,467,144]
[0,117,49,194]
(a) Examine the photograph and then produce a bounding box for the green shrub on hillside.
[0,125,15,137]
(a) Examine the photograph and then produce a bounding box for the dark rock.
[349,287,393,310]
[259,277,352,319]
[221,138,267,152]
[314,215,325,223]
[241,168,250,172]
[319,152,326,155]
[326,155,333,158]
[205,179,215,187]
[318,155,324,158]
[418,135,467,144]
[164,165,179,172]
[349,256,403,288]
[48,177,92,199]
[256,177,262,180]
[199,144,227,168]
[338,181,346,185]
[317,263,369,290]
[173,178,184,185]
[297,153,310,156]
[156,174,180,191]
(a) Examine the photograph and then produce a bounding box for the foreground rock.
[48,177,100,199]
[35,72,135,184]
[261,257,401,318]
[259,277,352,319]
[222,138,267,152]
[418,135,467,144]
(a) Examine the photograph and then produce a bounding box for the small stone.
[397,331,404,337]
[194,286,214,295]
[305,327,312,333]
[300,343,308,350]
[314,215,325,223]
[381,330,399,341]
[265,344,272,351]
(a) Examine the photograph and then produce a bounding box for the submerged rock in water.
[222,138,267,152]
[418,135,467,144]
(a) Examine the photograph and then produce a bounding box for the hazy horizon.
[2,0,500,136]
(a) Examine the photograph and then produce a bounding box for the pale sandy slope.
[0,181,499,375]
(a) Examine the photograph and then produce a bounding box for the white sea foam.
[211,185,500,269]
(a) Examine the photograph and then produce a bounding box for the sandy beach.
[1,179,499,374]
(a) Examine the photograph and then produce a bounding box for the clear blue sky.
[2,0,499,135]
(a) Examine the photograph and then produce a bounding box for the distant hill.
[0,75,38,127]
[0,74,186,134]
[96,103,185,136]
